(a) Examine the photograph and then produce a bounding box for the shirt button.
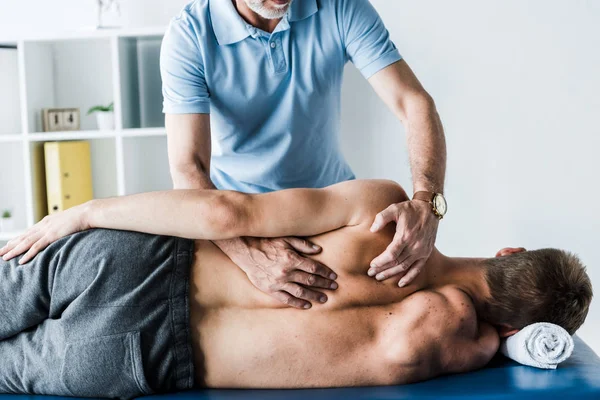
[270,42,277,49]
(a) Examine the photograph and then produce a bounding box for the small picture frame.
[42,108,81,132]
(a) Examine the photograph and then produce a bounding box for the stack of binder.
[44,141,94,214]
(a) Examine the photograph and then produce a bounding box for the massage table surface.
[2,336,599,400]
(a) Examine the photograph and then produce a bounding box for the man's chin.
[246,0,293,19]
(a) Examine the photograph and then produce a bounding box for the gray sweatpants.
[0,228,196,399]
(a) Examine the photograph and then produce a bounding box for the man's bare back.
[189,182,498,388]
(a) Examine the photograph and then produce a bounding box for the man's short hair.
[479,248,592,335]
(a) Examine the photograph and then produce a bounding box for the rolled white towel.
[500,322,574,369]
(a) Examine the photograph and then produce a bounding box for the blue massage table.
[2,335,599,400]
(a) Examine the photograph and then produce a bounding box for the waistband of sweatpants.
[170,237,196,391]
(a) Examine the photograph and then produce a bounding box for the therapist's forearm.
[171,164,216,190]
[368,61,446,194]
[404,94,446,194]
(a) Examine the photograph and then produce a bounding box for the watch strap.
[412,191,436,203]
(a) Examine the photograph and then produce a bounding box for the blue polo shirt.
[161,0,402,192]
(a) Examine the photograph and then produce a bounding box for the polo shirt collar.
[209,0,318,45]
[209,0,251,45]
[288,0,318,22]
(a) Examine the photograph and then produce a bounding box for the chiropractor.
[161,0,447,309]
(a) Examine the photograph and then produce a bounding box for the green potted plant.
[88,102,115,130]
[0,209,14,232]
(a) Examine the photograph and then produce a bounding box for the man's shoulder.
[345,179,409,202]
[381,288,484,383]
[398,287,480,361]
[328,179,410,226]
[402,287,478,336]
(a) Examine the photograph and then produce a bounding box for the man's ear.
[495,247,526,258]
[496,323,520,338]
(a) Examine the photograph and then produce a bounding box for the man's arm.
[85,179,404,240]
[366,60,447,286]
[83,181,365,240]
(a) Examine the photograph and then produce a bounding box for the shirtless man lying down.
[0,180,593,398]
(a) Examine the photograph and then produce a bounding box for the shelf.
[0,28,171,229]
[23,38,115,132]
[27,130,117,141]
[25,128,166,141]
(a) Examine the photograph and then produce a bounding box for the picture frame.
[42,108,81,132]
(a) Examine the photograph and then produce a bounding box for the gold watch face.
[433,193,447,216]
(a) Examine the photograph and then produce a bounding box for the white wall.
[0,0,598,352]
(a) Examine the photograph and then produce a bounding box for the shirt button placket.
[269,35,286,74]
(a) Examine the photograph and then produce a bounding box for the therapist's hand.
[368,200,439,287]
[213,237,338,309]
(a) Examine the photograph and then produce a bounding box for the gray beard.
[244,0,293,20]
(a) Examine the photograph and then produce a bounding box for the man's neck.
[233,0,282,33]
[425,250,491,312]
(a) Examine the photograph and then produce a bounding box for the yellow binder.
[44,141,94,214]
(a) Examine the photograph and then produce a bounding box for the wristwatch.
[412,191,447,220]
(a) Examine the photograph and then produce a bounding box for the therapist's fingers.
[283,237,337,280]
[370,237,407,271]
[283,283,328,306]
[397,259,427,287]
[370,256,415,281]
[271,291,311,310]
[370,204,399,233]
[289,271,338,290]
[368,251,411,276]
[284,236,322,255]
[293,255,338,281]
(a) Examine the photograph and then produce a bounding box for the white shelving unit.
[0,28,172,242]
